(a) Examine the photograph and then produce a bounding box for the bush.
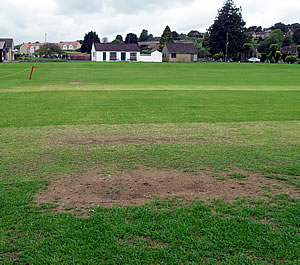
[285,56,298,64]
[260,52,267,63]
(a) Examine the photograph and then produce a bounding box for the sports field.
[1,62,300,264]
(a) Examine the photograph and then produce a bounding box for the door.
[121,52,126,61]
[190,54,194,62]
[103,52,106,61]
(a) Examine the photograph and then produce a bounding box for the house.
[91,43,140,62]
[281,46,298,55]
[58,41,81,51]
[0,38,14,61]
[20,43,43,55]
[162,43,198,63]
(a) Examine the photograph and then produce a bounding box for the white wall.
[92,50,140,62]
[139,51,162,62]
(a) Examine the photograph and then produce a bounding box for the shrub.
[260,52,267,62]
[285,55,298,64]
[275,51,282,63]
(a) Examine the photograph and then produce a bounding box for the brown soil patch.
[36,167,299,212]
[60,137,172,146]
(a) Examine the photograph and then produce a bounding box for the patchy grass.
[0,62,300,263]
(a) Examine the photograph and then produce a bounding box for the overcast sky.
[1,0,299,44]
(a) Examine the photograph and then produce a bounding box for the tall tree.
[208,0,247,57]
[172,31,179,40]
[282,36,293,47]
[159,25,174,51]
[272,22,288,33]
[81,31,100,54]
[139,29,149,42]
[293,29,300,45]
[125,33,138,44]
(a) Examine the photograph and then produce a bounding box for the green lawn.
[0,62,300,264]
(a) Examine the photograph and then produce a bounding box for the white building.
[91,43,162,62]
[139,50,162,62]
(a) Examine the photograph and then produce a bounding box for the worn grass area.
[1,62,300,264]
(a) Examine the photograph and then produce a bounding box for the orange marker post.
[29,66,34,80]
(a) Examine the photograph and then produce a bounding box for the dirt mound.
[36,167,299,212]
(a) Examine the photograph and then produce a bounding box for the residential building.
[281,46,298,55]
[0,38,14,61]
[162,43,198,63]
[57,41,81,51]
[20,43,43,55]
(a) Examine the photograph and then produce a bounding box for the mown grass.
[0,62,300,264]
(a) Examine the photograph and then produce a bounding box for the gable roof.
[94,43,139,52]
[0,38,13,48]
[165,43,197,54]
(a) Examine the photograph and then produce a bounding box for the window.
[130,52,137,61]
[110,52,117,61]
[171,53,177,58]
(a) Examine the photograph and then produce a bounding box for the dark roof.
[165,43,197,54]
[281,46,297,54]
[0,38,13,48]
[94,43,139,52]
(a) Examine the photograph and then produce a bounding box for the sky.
[1,0,299,44]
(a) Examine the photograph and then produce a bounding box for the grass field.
[0,62,300,264]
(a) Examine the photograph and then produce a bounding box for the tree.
[260,52,267,63]
[139,29,149,42]
[81,31,100,54]
[125,33,138,44]
[297,45,300,58]
[242,43,253,59]
[272,22,288,33]
[101,37,108,43]
[208,0,247,57]
[282,36,293,47]
[159,25,174,51]
[293,29,300,45]
[258,29,284,53]
[113,35,123,43]
[270,44,279,57]
[37,43,63,57]
[172,31,179,40]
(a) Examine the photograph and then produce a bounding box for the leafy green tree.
[297,45,300,58]
[37,43,63,57]
[194,41,211,58]
[159,25,174,51]
[208,0,247,57]
[125,33,138,44]
[272,22,288,33]
[242,43,253,59]
[116,35,123,42]
[172,31,179,40]
[258,29,284,53]
[293,29,300,45]
[139,29,149,42]
[81,31,100,54]
[282,36,293,47]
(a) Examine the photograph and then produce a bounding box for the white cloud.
[0,0,299,44]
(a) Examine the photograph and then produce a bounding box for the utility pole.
[45,33,48,43]
[225,32,229,62]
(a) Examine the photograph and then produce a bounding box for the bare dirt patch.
[35,167,299,212]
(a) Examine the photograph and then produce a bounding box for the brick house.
[162,43,198,62]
